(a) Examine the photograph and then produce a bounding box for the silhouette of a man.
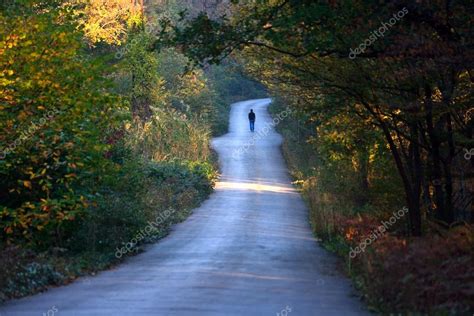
[248,109,256,132]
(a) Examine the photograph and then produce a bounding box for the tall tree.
[171,0,474,235]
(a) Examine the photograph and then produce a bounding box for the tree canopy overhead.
[172,0,473,235]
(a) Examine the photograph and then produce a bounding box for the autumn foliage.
[337,214,473,313]
[0,1,120,247]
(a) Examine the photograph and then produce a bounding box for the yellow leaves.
[37,105,46,110]
[431,88,443,102]
[17,110,29,120]
[143,121,152,132]
[0,207,8,216]
[19,217,30,229]
[23,180,32,189]
[0,78,14,87]
[24,202,35,209]
[57,32,67,41]
[5,34,18,41]
[4,34,19,49]
[37,79,52,88]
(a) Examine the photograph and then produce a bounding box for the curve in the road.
[0,99,369,316]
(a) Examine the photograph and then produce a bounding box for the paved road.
[0,99,368,315]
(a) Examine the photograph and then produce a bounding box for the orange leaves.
[3,34,19,49]
[335,213,381,244]
[17,110,29,121]
[345,227,357,241]
[23,180,32,189]
[340,215,474,312]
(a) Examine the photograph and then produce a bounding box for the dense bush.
[67,158,216,253]
[338,215,474,314]
[0,0,221,302]
[0,0,266,303]
[0,1,124,249]
[271,98,474,314]
[0,158,217,301]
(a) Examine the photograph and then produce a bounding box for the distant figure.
[248,109,256,132]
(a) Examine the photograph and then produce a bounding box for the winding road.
[0,99,368,315]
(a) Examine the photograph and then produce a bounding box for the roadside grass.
[270,100,474,315]
[0,159,217,302]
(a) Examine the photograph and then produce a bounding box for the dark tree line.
[169,0,473,235]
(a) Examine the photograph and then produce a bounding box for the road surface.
[0,99,368,315]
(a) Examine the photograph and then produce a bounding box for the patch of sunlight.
[215,181,297,194]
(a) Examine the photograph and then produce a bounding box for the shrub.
[0,1,124,249]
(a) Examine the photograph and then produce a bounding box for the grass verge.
[0,159,217,302]
[270,100,474,315]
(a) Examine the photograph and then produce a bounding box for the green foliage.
[273,96,473,313]
[0,0,124,248]
[0,247,65,301]
[148,160,216,197]
[0,0,225,302]
[155,49,266,136]
[176,0,474,235]
[0,157,217,301]
[124,110,211,161]
[157,48,220,127]
[67,158,216,254]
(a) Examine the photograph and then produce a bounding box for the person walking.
[248,109,256,132]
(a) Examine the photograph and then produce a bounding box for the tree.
[0,0,122,246]
[171,0,474,235]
